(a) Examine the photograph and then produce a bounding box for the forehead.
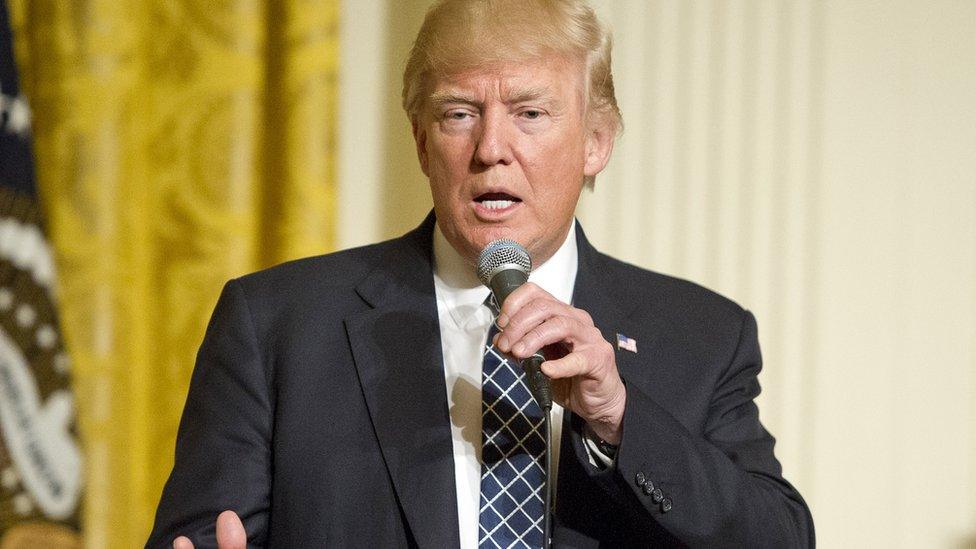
[426,56,586,105]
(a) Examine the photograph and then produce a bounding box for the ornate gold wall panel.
[8,1,338,546]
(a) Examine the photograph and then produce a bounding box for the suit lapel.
[571,224,647,386]
[550,224,648,545]
[345,216,460,548]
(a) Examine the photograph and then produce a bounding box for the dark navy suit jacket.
[147,214,814,547]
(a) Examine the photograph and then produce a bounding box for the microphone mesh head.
[477,239,532,287]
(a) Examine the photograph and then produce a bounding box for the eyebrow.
[428,92,481,108]
[505,86,554,105]
[428,86,559,109]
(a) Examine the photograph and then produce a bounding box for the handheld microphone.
[477,239,553,411]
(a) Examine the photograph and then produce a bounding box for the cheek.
[536,126,585,166]
[538,160,585,224]
[427,137,472,183]
[428,177,464,219]
[426,147,473,216]
[530,142,586,196]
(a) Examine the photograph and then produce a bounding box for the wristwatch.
[583,423,619,461]
[595,437,619,460]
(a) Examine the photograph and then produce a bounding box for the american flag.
[0,1,83,545]
[616,333,637,353]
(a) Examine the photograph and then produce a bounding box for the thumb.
[216,510,247,549]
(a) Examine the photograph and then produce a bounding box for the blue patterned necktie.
[478,322,547,548]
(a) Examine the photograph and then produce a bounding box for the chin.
[448,218,541,257]
[474,227,528,250]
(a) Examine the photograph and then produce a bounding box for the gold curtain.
[7,1,338,547]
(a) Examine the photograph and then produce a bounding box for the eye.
[445,110,474,121]
[520,109,545,120]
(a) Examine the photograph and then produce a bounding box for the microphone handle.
[489,269,528,307]
[521,352,553,411]
[488,268,553,411]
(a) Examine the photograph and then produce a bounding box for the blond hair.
[402,0,622,135]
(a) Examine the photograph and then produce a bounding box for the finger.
[541,337,616,381]
[509,315,607,360]
[497,282,593,328]
[216,510,247,549]
[173,536,194,549]
[496,297,570,352]
[495,282,548,327]
[509,315,580,358]
[539,351,590,380]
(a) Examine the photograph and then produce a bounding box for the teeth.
[482,200,515,210]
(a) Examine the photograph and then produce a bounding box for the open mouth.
[474,192,522,210]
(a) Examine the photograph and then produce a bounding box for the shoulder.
[234,214,434,300]
[574,222,746,333]
[585,251,749,352]
[593,249,744,313]
[223,234,418,327]
[611,255,742,314]
[237,239,391,295]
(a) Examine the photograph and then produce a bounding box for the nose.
[473,109,514,167]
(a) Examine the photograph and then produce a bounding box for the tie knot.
[483,293,502,344]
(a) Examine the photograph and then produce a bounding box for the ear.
[582,119,615,178]
[412,117,430,177]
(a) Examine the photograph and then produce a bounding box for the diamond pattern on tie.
[479,325,546,549]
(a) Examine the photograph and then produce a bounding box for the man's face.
[413,56,613,266]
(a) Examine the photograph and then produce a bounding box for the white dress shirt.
[433,222,577,549]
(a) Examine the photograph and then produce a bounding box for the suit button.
[661,497,673,513]
[635,472,646,486]
[651,488,664,503]
[642,481,655,495]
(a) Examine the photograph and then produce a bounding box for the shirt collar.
[432,222,579,328]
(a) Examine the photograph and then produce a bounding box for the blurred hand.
[493,282,627,444]
[172,510,246,549]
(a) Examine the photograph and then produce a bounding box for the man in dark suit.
[149,0,814,547]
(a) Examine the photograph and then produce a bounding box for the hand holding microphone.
[478,240,553,410]
[477,239,627,444]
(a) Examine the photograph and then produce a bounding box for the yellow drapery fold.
[7,1,339,547]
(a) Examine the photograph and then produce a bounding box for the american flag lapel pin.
[616,333,637,353]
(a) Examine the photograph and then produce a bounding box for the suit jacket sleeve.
[577,309,814,547]
[146,279,272,548]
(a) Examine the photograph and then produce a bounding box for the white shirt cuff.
[582,424,617,470]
